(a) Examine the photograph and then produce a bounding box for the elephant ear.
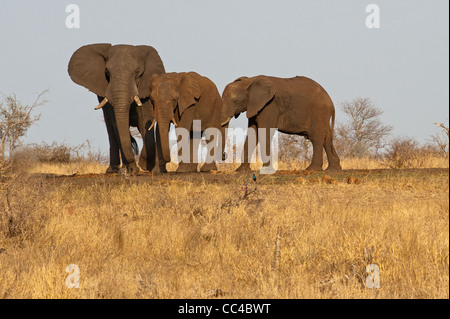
[246,77,275,118]
[234,76,249,83]
[178,73,201,116]
[148,73,160,94]
[136,46,166,98]
[68,43,111,96]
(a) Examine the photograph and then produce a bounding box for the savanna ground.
[0,157,448,299]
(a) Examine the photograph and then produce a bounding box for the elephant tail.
[131,135,139,156]
[330,105,336,139]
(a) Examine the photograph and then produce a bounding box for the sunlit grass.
[0,157,448,299]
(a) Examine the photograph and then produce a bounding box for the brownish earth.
[35,168,449,187]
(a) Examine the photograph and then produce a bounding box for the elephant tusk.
[221,117,231,126]
[94,97,108,110]
[171,115,178,127]
[134,96,143,106]
[148,119,156,131]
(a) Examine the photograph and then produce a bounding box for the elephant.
[148,72,228,173]
[68,43,167,174]
[221,75,342,171]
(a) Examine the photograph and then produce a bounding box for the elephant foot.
[105,165,120,174]
[235,163,252,172]
[305,163,323,171]
[125,162,141,175]
[151,162,168,175]
[200,162,217,172]
[138,157,155,172]
[326,164,342,171]
[176,163,198,173]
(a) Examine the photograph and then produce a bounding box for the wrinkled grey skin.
[149,72,228,172]
[68,43,167,174]
[221,75,342,171]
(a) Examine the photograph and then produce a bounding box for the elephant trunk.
[111,79,136,165]
[158,121,171,163]
[114,108,135,164]
[155,104,173,163]
[221,102,236,126]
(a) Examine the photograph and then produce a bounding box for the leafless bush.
[11,139,108,167]
[0,91,48,160]
[82,139,109,164]
[12,141,81,164]
[335,97,392,158]
[278,133,311,166]
[381,137,437,169]
[428,122,449,157]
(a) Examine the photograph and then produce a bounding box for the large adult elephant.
[68,43,167,174]
[148,72,227,172]
[221,75,342,171]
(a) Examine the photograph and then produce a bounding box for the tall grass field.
[0,157,448,299]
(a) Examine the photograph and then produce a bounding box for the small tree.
[428,121,449,157]
[0,91,47,160]
[382,137,422,169]
[336,97,392,158]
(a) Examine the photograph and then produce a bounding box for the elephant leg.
[324,130,342,171]
[236,121,257,172]
[176,134,198,173]
[220,124,228,162]
[200,162,217,172]
[135,104,155,172]
[306,134,325,171]
[259,126,276,171]
[200,130,219,172]
[102,104,121,173]
[138,126,156,172]
[135,102,167,174]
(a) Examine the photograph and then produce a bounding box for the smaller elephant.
[221,75,342,171]
[148,72,227,172]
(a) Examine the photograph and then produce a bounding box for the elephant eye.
[136,68,143,77]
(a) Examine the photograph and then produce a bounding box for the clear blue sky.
[0,0,448,153]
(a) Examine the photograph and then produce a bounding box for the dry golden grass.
[0,158,448,299]
[26,161,108,175]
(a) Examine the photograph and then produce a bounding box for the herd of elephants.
[68,43,342,174]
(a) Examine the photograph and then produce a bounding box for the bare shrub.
[83,139,108,164]
[428,121,449,157]
[381,137,438,169]
[12,140,107,168]
[278,133,311,168]
[12,142,81,165]
[335,97,392,158]
[0,91,48,160]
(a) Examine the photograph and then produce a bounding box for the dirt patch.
[35,168,449,188]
